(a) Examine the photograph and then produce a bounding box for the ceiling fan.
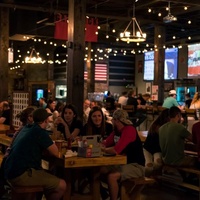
[163,1,177,23]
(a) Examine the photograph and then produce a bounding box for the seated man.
[0,101,11,125]
[126,90,146,127]
[4,108,66,200]
[159,106,195,167]
[101,109,145,200]
[162,90,183,110]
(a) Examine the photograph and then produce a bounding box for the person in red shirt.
[101,109,145,200]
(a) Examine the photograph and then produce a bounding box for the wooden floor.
[0,183,198,200]
[140,183,198,200]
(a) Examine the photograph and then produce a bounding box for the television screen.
[143,51,154,81]
[36,89,44,101]
[188,43,200,77]
[164,48,178,80]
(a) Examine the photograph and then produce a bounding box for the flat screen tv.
[143,51,154,81]
[164,47,178,80]
[188,43,200,77]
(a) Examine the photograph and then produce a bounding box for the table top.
[0,134,12,146]
[0,124,10,133]
[62,155,127,168]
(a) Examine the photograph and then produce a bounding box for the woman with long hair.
[189,92,200,109]
[56,103,82,141]
[143,108,170,176]
[82,106,113,140]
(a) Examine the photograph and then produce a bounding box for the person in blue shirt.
[4,108,66,200]
[162,90,183,109]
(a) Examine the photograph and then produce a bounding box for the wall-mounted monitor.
[36,89,44,101]
[164,47,178,80]
[143,51,154,81]
[188,43,200,77]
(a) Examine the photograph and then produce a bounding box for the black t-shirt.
[57,119,83,141]
[127,97,138,114]
[137,96,146,105]
[106,96,115,110]
[185,99,192,108]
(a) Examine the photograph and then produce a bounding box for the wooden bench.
[10,185,43,200]
[160,164,200,195]
[120,177,155,200]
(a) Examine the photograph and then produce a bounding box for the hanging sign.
[54,13,68,40]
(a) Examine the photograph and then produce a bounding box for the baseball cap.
[169,90,176,95]
[33,108,52,123]
[112,109,133,125]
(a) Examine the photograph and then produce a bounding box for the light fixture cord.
[132,0,135,35]
[168,1,171,14]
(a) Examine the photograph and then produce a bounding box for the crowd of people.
[1,89,200,200]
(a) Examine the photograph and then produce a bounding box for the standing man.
[39,97,47,109]
[4,108,66,200]
[159,106,195,166]
[162,90,183,109]
[101,109,145,200]
[83,99,91,125]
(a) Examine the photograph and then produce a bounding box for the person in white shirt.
[118,91,128,107]
[83,99,91,125]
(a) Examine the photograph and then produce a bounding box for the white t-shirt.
[118,96,128,106]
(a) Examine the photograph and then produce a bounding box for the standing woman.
[82,106,113,139]
[143,108,169,176]
[56,103,82,141]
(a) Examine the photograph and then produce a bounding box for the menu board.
[143,51,154,81]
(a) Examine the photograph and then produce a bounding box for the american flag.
[84,63,107,81]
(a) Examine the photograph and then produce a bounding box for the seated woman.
[45,99,57,131]
[79,106,113,193]
[56,103,82,141]
[189,92,200,110]
[143,108,169,176]
[81,106,113,140]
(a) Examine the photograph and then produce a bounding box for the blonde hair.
[191,92,200,105]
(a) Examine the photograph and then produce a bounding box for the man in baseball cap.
[112,109,133,125]
[101,109,145,200]
[168,90,176,95]
[162,89,183,110]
